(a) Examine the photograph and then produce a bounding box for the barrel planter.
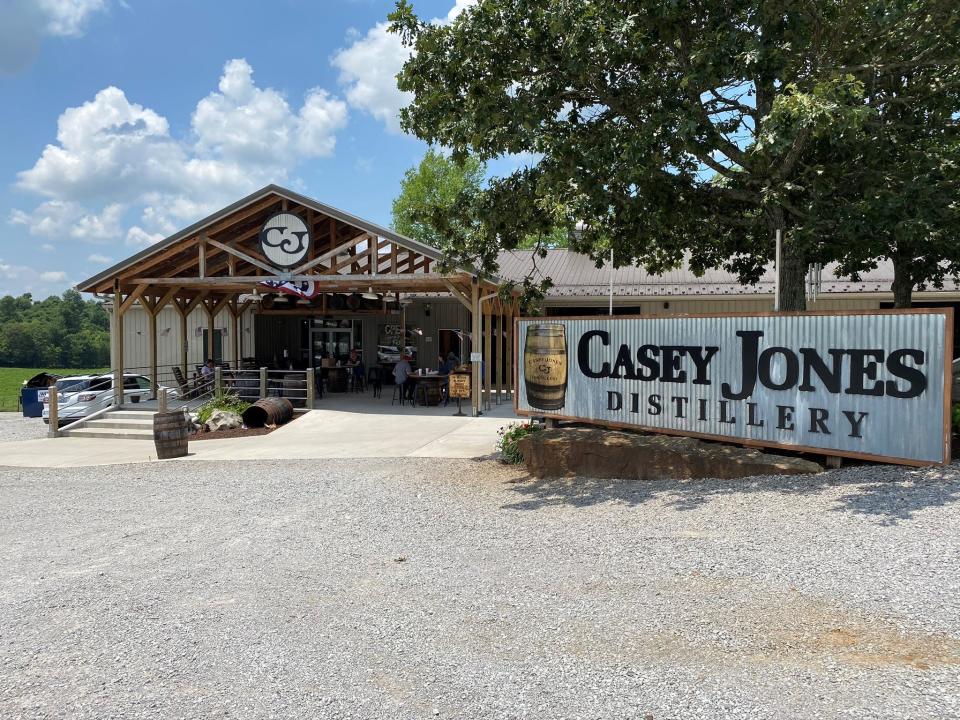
[242,397,294,428]
[153,410,189,460]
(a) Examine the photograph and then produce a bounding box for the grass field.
[0,368,109,412]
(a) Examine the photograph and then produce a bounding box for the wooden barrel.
[154,410,189,460]
[242,397,294,428]
[283,375,307,407]
[524,323,567,411]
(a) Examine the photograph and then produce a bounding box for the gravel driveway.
[1,458,958,719]
[0,413,47,443]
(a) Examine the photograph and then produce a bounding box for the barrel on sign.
[524,323,567,411]
[153,410,189,460]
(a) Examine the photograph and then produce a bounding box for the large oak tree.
[389,0,959,309]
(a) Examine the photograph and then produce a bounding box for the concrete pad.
[0,393,521,467]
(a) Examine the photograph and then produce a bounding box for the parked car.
[377,345,401,363]
[41,373,176,426]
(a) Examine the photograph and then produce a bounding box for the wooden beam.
[119,284,148,315]
[207,237,278,275]
[204,194,279,238]
[198,234,207,278]
[443,280,472,311]
[118,236,198,280]
[132,272,466,287]
[152,286,180,315]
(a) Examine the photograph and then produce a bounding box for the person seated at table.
[201,358,215,376]
[446,351,461,368]
[348,348,364,390]
[393,353,414,400]
[437,355,452,375]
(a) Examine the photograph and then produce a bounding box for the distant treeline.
[0,291,110,368]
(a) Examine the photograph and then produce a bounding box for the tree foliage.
[0,290,110,368]
[389,0,960,309]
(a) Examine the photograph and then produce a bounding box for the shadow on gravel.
[500,463,960,524]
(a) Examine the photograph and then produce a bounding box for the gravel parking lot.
[0,413,47,443]
[1,458,958,719]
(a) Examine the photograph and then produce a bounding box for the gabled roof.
[76,184,446,293]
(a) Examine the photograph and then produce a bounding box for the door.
[201,330,224,365]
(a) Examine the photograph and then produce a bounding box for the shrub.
[953,404,960,432]
[497,421,543,464]
[196,389,251,426]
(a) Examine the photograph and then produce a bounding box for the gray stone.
[518,426,823,479]
[205,409,242,432]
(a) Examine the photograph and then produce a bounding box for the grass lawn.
[0,368,109,412]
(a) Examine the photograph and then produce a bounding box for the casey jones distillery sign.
[515,310,953,465]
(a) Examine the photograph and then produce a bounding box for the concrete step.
[84,417,155,430]
[109,410,157,419]
[63,427,155,441]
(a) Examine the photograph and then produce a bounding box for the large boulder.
[517,427,822,480]
[206,409,242,432]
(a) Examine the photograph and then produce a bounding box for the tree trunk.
[779,239,807,311]
[891,257,913,308]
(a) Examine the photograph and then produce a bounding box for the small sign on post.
[449,372,471,417]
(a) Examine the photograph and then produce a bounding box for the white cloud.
[87,253,112,264]
[0,259,73,296]
[333,0,476,133]
[39,0,108,37]
[9,200,124,242]
[12,58,349,250]
[332,22,411,134]
[41,244,55,252]
[0,0,109,75]
[125,226,165,247]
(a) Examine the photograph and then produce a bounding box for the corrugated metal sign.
[515,310,953,466]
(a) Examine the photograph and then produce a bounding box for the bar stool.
[391,383,406,406]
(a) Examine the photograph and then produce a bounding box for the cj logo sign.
[259,212,311,269]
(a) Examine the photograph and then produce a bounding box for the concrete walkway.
[0,394,520,468]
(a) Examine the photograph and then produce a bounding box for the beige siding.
[113,303,257,375]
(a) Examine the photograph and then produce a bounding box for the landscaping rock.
[205,409,242,432]
[518,427,823,480]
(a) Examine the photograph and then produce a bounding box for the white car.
[41,373,175,426]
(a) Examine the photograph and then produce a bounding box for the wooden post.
[306,367,315,408]
[158,386,168,414]
[495,303,504,405]
[471,278,481,416]
[47,385,58,438]
[231,300,240,369]
[260,367,268,399]
[175,297,189,380]
[198,234,207,278]
[206,300,216,363]
[148,304,158,399]
[114,287,125,407]
[483,307,492,410]
[214,366,222,395]
[506,301,515,401]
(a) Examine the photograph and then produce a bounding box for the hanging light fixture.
[362,286,379,300]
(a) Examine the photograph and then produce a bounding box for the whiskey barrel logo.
[524,324,567,411]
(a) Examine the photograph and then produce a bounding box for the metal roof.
[496,249,960,298]
[76,185,447,293]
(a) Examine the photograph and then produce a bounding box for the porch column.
[471,278,481,416]
[148,305,158,398]
[114,286,124,406]
[206,299,216,363]
[178,300,188,379]
[483,306,493,410]
[495,302,504,405]
[505,301,515,401]
[231,300,240,369]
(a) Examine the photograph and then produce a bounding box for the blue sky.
[0,0,477,298]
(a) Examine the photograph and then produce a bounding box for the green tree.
[392,148,487,247]
[389,0,960,309]
[0,291,110,368]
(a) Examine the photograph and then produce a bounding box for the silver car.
[41,373,175,426]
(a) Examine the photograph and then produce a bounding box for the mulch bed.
[191,426,276,441]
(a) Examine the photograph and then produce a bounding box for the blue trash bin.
[21,372,62,418]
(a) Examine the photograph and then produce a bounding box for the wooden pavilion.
[75,185,519,416]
